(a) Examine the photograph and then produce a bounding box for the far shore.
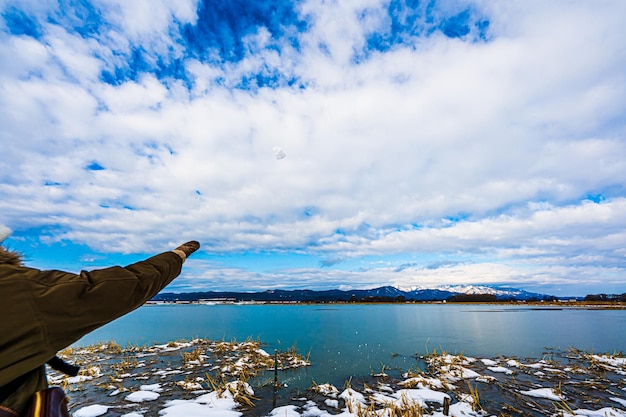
[146,299,626,309]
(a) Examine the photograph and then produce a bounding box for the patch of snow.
[555,407,626,417]
[339,387,366,408]
[611,397,626,407]
[441,365,481,381]
[520,387,564,401]
[72,404,109,417]
[439,354,476,365]
[476,375,497,383]
[65,375,94,384]
[267,405,300,416]
[393,388,450,406]
[159,402,241,417]
[154,369,183,377]
[591,355,626,367]
[140,383,163,392]
[302,401,336,417]
[399,376,445,389]
[487,366,513,375]
[315,383,339,398]
[126,390,160,402]
[176,380,203,390]
[526,362,546,369]
[257,348,270,357]
[195,390,241,409]
[430,400,483,417]
[324,398,339,408]
[506,359,523,367]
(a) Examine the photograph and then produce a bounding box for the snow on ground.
[72,404,109,417]
[267,405,300,416]
[487,366,513,374]
[125,390,160,402]
[591,355,626,366]
[139,383,163,392]
[398,375,446,390]
[156,389,249,417]
[56,340,626,417]
[520,387,564,401]
[506,359,523,367]
[439,364,481,381]
[314,383,339,397]
[555,408,626,417]
[392,388,450,406]
[526,363,545,369]
[159,401,241,417]
[324,398,339,408]
[426,353,481,381]
[338,387,366,410]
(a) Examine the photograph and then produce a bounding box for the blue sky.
[1,0,625,296]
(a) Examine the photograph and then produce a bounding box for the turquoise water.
[76,304,626,389]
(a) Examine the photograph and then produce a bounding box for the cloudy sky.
[1,0,625,296]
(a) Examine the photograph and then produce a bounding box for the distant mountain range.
[153,285,562,303]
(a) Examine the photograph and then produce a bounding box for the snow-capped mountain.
[401,284,548,300]
[434,285,529,297]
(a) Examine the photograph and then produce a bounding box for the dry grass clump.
[176,374,205,391]
[384,394,425,417]
[182,347,206,366]
[204,372,258,407]
[465,381,482,412]
[311,381,339,397]
[207,339,309,378]
[225,380,258,408]
[110,353,139,372]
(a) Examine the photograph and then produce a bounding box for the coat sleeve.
[34,251,183,353]
[0,251,183,390]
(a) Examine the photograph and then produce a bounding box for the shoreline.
[146,300,626,310]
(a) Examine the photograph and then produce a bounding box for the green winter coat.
[0,248,183,414]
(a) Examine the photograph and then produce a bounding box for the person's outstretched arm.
[40,241,201,351]
[0,241,199,388]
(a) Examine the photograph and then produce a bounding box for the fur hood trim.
[0,246,23,266]
[0,224,11,243]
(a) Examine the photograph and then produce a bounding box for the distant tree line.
[497,295,559,302]
[446,294,497,303]
[583,293,626,302]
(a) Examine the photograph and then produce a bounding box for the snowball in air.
[273,146,286,160]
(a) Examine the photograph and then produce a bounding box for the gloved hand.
[172,241,200,262]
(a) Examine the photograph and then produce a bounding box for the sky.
[1,0,625,297]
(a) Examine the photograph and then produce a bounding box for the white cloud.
[95,0,198,40]
[1,0,625,294]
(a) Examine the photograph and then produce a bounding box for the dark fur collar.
[0,246,23,266]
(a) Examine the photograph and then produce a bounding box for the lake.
[76,303,626,391]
